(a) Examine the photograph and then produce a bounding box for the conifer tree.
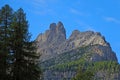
[0,4,13,80]
[0,5,41,80]
[11,8,41,80]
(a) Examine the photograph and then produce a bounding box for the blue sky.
[0,0,120,63]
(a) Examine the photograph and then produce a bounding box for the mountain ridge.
[36,21,119,80]
[36,21,117,62]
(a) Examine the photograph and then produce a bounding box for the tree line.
[0,4,41,80]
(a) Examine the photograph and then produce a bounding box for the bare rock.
[36,22,117,62]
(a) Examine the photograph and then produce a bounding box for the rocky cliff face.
[36,22,119,80]
[36,22,117,62]
[36,22,66,61]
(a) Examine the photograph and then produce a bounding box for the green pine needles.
[0,4,41,80]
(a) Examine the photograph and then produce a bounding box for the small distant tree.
[72,66,94,80]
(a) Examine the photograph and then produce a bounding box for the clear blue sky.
[0,0,120,63]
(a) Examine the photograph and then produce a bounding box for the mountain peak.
[36,22,117,62]
[50,23,56,31]
[57,21,63,26]
[37,22,118,80]
[71,30,80,35]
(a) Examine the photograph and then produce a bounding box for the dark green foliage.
[0,4,41,80]
[41,45,120,79]
[0,4,13,80]
[10,8,41,80]
[72,67,94,80]
[41,46,90,70]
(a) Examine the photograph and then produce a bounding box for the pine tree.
[11,8,41,80]
[0,4,41,80]
[0,4,13,80]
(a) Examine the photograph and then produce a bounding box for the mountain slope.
[36,21,117,62]
[36,22,119,80]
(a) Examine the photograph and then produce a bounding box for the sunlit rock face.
[36,21,66,61]
[36,22,117,62]
[36,22,119,80]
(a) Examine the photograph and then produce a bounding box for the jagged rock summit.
[36,22,66,61]
[36,21,117,62]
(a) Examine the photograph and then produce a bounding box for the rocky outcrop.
[36,22,119,80]
[36,22,117,62]
[36,21,66,61]
[69,30,108,47]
